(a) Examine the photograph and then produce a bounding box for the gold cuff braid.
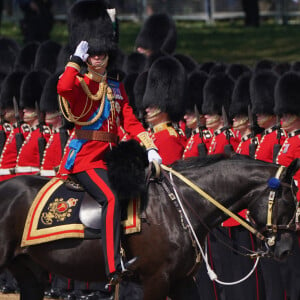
[137,132,157,150]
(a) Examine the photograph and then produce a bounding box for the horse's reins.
[159,163,269,245]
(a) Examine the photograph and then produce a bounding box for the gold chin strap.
[267,165,285,228]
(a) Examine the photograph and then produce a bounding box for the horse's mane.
[172,153,276,172]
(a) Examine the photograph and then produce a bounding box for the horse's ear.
[282,158,300,184]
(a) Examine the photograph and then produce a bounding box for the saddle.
[21,176,141,247]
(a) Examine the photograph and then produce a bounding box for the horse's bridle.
[248,165,298,249]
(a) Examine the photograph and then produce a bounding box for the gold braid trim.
[58,77,115,126]
[66,62,81,72]
[137,132,157,150]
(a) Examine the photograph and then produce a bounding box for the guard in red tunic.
[142,56,187,165]
[183,70,212,159]
[0,71,31,181]
[274,71,300,300]
[202,73,240,155]
[15,70,51,176]
[251,69,287,300]
[251,70,286,163]
[57,0,161,285]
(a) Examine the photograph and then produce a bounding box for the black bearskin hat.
[173,53,198,75]
[40,71,61,113]
[226,63,251,82]
[34,40,62,73]
[230,72,252,117]
[134,71,148,117]
[143,56,187,122]
[68,0,118,58]
[0,71,26,109]
[0,37,20,74]
[20,70,50,109]
[254,59,275,73]
[123,73,138,113]
[209,62,227,76]
[274,71,300,116]
[135,13,177,55]
[202,73,234,115]
[185,70,208,113]
[123,52,147,76]
[272,62,291,76]
[199,61,215,74]
[56,44,72,72]
[291,61,300,73]
[250,70,278,115]
[14,41,40,72]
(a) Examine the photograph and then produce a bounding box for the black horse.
[0,153,298,300]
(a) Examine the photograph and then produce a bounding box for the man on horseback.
[57,0,161,286]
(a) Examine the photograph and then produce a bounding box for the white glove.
[74,41,89,62]
[147,149,162,164]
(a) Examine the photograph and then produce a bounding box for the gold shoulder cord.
[58,75,114,126]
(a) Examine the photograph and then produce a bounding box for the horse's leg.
[142,274,169,300]
[8,255,48,300]
[169,276,200,300]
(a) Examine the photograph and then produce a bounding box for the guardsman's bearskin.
[185,70,208,113]
[0,71,26,109]
[143,56,187,122]
[173,53,198,75]
[209,62,227,75]
[202,73,234,115]
[34,40,62,74]
[135,13,177,55]
[68,0,118,59]
[40,71,61,113]
[226,63,251,82]
[272,62,291,76]
[14,41,40,73]
[123,73,139,113]
[199,61,216,74]
[291,61,300,73]
[123,52,147,76]
[20,70,50,109]
[274,71,300,116]
[250,70,278,115]
[253,59,275,73]
[133,71,148,119]
[0,37,20,75]
[230,72,252,118]
[56,44,72,72]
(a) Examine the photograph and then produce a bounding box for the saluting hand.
[74,41,89,62]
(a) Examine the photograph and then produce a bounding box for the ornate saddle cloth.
[21,177,141,247]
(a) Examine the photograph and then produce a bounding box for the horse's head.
[248,158,300,261]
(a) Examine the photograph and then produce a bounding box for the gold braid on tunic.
[59,74,115,126]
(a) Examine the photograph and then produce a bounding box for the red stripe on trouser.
[87,169,117,274]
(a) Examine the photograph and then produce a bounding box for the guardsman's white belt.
[15,166,40,174]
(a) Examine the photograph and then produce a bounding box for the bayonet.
[13,97,21,129]
[248,104,255,138]
[248,105,257,158]
[194,104,207,157]
[13,97,24,154]
[222,105,234,155]
[222,105,229,130]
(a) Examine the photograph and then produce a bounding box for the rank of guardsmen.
[0,1,300,300]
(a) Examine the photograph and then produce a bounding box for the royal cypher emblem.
[41,197,78,225]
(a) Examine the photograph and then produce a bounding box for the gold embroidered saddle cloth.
[21,177,141,247]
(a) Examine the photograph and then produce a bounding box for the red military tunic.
[183,128,212,159]
[0,123,31,180]
[15,125,51,175]
[40,128,70,177]
[208,127,239,155]
[57,65,150,174]
[276,130,300,201]
[255,126,286,163]
[149,122,186,165]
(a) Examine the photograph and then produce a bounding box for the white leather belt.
[0,168,13,175]
[40,169,56,177]
[15,166,40,173]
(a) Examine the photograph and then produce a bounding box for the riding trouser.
[73,168,121,276]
